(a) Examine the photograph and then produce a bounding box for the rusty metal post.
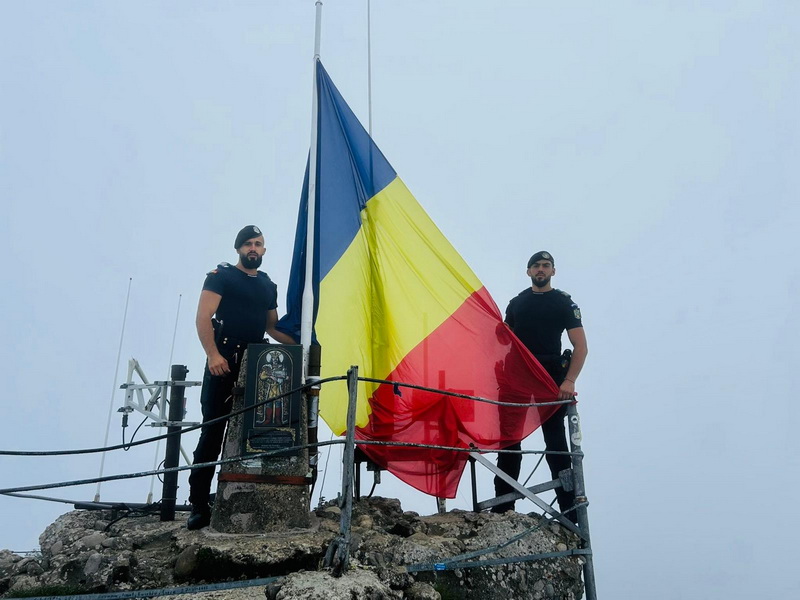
[324,365,358,575]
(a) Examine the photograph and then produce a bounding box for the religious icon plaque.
[242,344,303,456]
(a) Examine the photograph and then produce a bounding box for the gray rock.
[405,581,441,600]
[275,569,401,600]
[4,496,584,600]
[25,560,44,577]
[265,580,283,600]
[14,557,36,575]
[84,553,103,576]
[355,514,374,529]
[8,574,37,594]
[173,545,200,580]
[80,533,106,549]
[316,505,342,520]
[376,565,412,590]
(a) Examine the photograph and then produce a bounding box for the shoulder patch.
[573,306,582,320]
[207,262,232,276]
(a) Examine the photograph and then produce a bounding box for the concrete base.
[211,480,311,532]
[211,347,311,533]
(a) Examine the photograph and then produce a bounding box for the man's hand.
[558,379,576,400]
[207,352,230,376]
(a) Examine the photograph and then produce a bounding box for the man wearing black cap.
[187,225,297,530]
[493,251,588,519]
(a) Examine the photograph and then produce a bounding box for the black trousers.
[494,404,575,514]
[494,365,575,516]
[188,358,242,506]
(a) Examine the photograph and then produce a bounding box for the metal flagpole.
[301,0,323,378]
[367,0,373,137]
[301,1,325,505]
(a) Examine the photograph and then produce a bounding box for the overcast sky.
[1,1,798,598]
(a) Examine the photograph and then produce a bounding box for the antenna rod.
[148,293,184,503]
[94,277,133,502]
[167,294,182,370]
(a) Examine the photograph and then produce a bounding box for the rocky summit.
[0,497,585,599]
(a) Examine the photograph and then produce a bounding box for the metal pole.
[367,0,373,137]
[307,344,322,496]
[469,456,478,512]
[567,402,597,600]
[324,365,358,575]
[94,277,132,502]
[303,2,324,501]
[339,366,358,568]
[160,365,188,521]
[301,1,323,379]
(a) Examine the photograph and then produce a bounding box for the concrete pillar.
[211,344,311,533]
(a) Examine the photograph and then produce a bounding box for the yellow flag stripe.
[317,176,483,434]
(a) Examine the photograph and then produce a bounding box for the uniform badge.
[574,307,582,320]
[542,252,551,260]
[253,226,261,235]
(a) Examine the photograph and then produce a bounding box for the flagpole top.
[314,1,323,60]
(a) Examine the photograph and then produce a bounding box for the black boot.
[187,502,211,530]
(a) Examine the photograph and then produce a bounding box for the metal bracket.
[120,359,200,425]
[558,468,575,492]
[469,452,583,537]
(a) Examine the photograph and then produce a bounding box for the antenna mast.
[94,278,133,502]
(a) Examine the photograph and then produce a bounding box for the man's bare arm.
[196,290,229,376]
[266,309,298,345]
[559,327,588,399]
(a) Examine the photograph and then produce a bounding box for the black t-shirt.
[505,288,583,357]
[202,263,278,344]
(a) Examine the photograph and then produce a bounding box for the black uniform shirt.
[203,263,278,344]
[505,288,583,356]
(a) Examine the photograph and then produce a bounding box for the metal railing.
[0,364,597,599]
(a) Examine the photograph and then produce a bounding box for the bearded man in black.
[493,251,588,520]
[187,225,297,530]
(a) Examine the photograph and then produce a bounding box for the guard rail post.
[324,365,358,575]
[567,401,597,600]
[160,364,188,521]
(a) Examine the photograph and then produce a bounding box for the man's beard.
[531,275,551,289]
[240,253,263,269]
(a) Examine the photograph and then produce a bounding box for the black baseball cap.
[527,251,554,268]
[234,225,263,249]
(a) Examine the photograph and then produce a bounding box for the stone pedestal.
[211,345,311,533]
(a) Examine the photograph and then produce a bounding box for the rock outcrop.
[0,497,585,599]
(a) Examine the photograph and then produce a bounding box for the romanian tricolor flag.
[278,61,560,498]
